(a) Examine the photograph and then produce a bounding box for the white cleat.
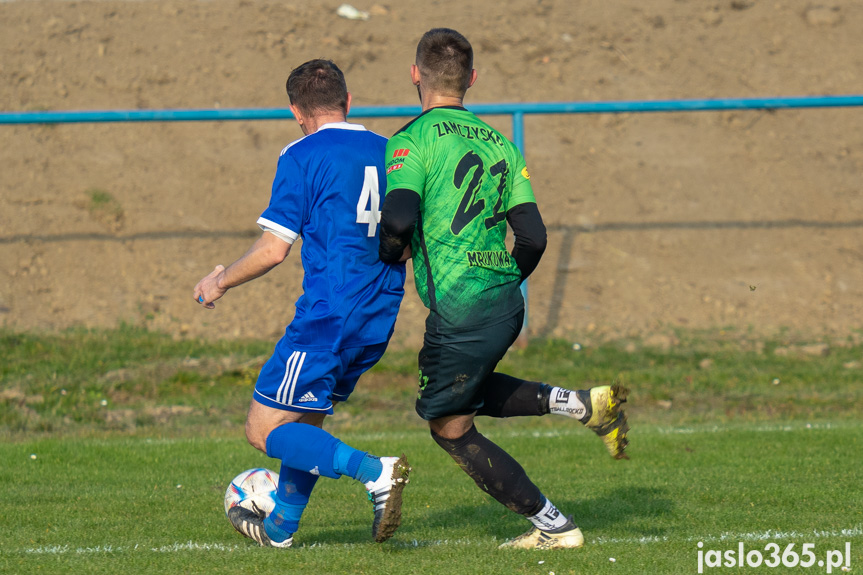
[365,454,411,543]
[499,516,584,550]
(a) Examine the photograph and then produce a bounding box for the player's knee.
[429,414,476,440]
[244,418,268,453]
[431,423,478,453]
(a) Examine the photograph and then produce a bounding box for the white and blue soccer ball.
[224,468,279,517]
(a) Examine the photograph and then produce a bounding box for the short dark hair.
[415,28,473,96]
[285,59,348,117]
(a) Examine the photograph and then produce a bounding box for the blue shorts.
[253,340,389,414]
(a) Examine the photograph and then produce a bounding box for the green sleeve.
[385,132,426,199]
[505,149,537,211]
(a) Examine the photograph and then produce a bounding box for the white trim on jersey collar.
[316,121,367,132]
[280,122,368,155]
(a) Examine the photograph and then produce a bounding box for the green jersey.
[385,106,537,333]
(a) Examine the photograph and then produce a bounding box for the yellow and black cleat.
[584,384,630,460]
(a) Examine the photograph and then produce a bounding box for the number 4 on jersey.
[356,166,381,237]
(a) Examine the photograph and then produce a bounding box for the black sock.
[475,373,551,418]
[431,424,543,516]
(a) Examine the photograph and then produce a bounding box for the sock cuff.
[548,387,589,421]
[538,383,553,415]
[527,496,571,531]
[265,426,279,459]
[525,494,547,517]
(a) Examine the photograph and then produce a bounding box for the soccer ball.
[224,468,279,517]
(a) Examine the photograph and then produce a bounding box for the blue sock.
[265,422,383,484]
[333,443,383,484]
[264,466,318,541]
[264,501,304,542]
[266,422,341,479]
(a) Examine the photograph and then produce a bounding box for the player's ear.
[467,69,478,89]
[345,92,352,116]
[410,65,421,86]
[289,103,303,124]
[289,104,312,134]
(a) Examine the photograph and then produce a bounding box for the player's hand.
[193,265,227,309]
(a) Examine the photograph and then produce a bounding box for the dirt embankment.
[2,1,863,347]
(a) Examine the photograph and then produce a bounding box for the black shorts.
[415,310,524,421]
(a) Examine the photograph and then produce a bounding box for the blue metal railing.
[4,95,863,125]
[4,94,863,340]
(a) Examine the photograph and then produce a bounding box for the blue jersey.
[257,122,406,352]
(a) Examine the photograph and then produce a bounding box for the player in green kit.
[379,28,629,549]
[384,106,529,332]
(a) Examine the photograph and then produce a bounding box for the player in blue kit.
[193,59,410,547]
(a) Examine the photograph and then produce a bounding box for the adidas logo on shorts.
[297,391,317,403]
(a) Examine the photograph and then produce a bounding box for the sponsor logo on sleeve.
[521,166,531,180]
[387,148,410,174]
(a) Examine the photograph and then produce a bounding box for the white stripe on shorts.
[276,351,301,404]
[286,352,306,405]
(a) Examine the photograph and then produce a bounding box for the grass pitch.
[1,327,862,574]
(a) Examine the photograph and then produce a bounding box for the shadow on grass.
[414,485,673,542]
[218,485,673,550]
[558,486,674,538]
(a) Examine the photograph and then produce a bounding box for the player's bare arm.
[193,231,291,308]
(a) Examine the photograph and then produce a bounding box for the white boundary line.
[15,526,863,556]
[593,525,863,546]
